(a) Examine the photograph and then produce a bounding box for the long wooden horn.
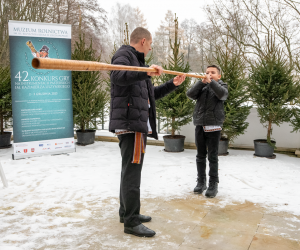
[32,58,205,79]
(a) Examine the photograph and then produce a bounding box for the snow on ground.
[1,141,300,214]
[0,141,300,248]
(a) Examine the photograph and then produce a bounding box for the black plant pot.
[254,139,276,158]
[218,139,229,156]
[163,135,185,152]
[76,130,96,145]
[0,131,12,148]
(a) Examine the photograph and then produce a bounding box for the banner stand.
[8,21,75,160]
[0,162,8,188]
[12,147,76,160]
[12,137,76,160]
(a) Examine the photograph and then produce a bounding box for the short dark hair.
[207,65,221,74]
[130,27,152,44]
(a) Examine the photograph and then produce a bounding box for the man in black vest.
[109,27,186,237]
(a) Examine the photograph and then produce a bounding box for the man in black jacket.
[109,27,186,237]
[186,65,228,198]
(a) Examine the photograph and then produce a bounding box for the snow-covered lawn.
[0,141,300,248]
[1,141,300,214]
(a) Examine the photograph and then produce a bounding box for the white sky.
[99,0,208,34]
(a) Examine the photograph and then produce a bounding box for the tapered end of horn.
[32,58,40,69]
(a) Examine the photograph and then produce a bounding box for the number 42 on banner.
[15,71,29,81]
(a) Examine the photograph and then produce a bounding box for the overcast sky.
[99,0,208,34]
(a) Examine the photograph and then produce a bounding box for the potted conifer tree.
[291,104,300,133]
[156,15,194,152]
[0,66,12,148]
[249,34,300,157]
[214,44,252,155]
[72,33,109,145]
[291,70,300,133]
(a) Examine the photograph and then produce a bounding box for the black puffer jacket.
[109,45,177,139]
[186,80,228,126]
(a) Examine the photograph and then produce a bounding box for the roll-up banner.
[8,21,75,160]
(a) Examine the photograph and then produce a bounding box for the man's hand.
[147,65,163,77]
[173,74,186,86]
[202,74,211,84]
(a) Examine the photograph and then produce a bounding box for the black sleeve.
[154,79,177,100]
[186,80,206,100]
[110,53,151,86]
[208,80,228,100]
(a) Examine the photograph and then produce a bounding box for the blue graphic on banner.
[9,22,74,144]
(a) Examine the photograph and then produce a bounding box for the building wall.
[180,108,300,149]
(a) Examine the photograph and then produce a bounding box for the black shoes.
[205,181,218,198]
[124,224,156,237]
[120,214,152,223]
[194,177,207,194]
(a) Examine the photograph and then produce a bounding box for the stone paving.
[1,193,300,249]
[80,195,300,250]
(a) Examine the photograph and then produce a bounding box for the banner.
[9,21,75,160]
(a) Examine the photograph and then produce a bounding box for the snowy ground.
[0,141,300,249]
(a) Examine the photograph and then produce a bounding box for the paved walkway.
[1,188,300,249]
[66,195,300,250]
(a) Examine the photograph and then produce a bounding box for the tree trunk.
[267,119,272,141]
[171,116,175,136]
[81,119,85,132]
[66,0,71,23]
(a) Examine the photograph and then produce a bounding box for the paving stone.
[257,214,300,241]
[151,196,212,224]
[182,224,254,250]
[249,234,300,250]
[1,196,299,249]
[202,206,263,233]
[218,200,266,213]
[79,218,195,250]
[148,218,197,247]
[265,209,300,220]
[140,197,167,215]
[178,245,200,250]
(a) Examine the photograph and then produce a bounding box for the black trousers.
[117,133,146,227]
[195,125,221,183]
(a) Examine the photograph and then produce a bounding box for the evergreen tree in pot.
[155,15,194,152]
[291,102,300,133]
[249,34,300,157]
[291,69,300,134]
[214,43,252,155]
[72,33,109,145]
[0,66,12,148]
